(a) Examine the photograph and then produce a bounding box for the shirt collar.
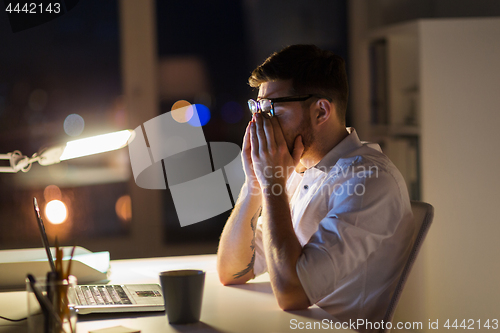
[313,127,363,173]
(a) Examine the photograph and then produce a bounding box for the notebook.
[74,283,164,314]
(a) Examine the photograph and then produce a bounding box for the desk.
[0,254,354,332]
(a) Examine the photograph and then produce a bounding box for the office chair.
[381,201,434,333]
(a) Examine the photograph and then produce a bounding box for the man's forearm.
[261,183,310,310]
[217,183,262,285]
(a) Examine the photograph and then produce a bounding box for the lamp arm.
[0,129,132,173]
[0,145,64,173]
[0,151,40,173]
[38,145,65,166]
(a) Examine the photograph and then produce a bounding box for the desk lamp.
[0,129,134,173]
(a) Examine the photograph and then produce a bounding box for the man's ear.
[313,99,334,127]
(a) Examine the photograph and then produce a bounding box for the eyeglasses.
[247,94,314,118]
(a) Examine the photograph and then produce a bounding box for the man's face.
[258,80,315,156]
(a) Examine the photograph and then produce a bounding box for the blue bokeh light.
[188,104,211,127]
[64,113,85,136]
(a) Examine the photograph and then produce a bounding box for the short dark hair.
[249,44,349,125]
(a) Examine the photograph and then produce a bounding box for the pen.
[65,246,76,279]
[33,197,56,273]
[56,244,76,333]
[27,274,66,333]
[46,271,58,333]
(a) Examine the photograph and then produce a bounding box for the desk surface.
[0,254,354,333]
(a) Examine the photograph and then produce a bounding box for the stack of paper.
[0,246,110,289]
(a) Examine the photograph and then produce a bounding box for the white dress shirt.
[253,128,415,327]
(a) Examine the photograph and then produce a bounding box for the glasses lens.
[248,99,273,117]
[259,99,272,113]
[260,99,273,117]
[248,100,258,114]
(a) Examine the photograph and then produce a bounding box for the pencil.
[65,245,76,279]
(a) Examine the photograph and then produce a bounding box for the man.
[217,44,415,328]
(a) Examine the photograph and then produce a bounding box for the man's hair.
[249,44,349,125]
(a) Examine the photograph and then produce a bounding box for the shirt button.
[304,185,309,190]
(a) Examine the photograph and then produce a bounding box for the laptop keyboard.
[75,285,133,306]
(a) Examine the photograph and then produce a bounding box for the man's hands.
[219,112,309,310]
[241,121,262,197]
[246,113,310,311]
[249,113,304,191]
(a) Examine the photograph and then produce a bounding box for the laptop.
[73,283,165,314]
[32,197,165,315]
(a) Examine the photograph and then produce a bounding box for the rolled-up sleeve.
[296,162,406,304]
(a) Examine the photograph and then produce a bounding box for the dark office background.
[0,1,126,248]
[1,0,499,257]
[0,0,348,254]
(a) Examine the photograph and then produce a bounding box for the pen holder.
[26,275,77,333]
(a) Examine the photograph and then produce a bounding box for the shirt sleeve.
[296,160,408,304]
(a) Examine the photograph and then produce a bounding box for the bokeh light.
[44,185,62,202]
[64,113,85,137]
[221,101,243,124]
[45,200,68,225]
[187,104,211,127]
[115,195,132,223]
[171,100,193,123]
